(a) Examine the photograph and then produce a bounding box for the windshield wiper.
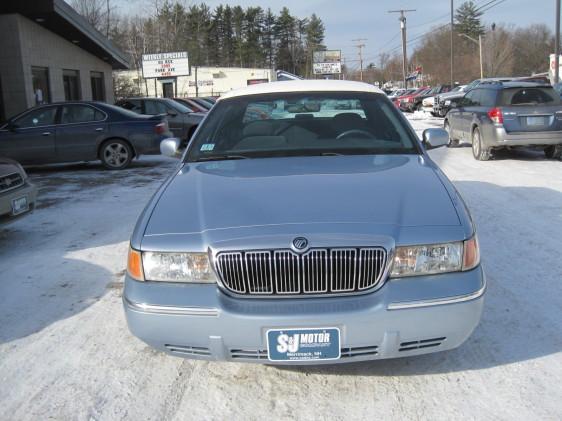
[194,154,249,162]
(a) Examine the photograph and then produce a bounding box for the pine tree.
[305,14,325,77]
[274,7,296,72]
[222,5,235,66]
[455,1,485,39]
[262,8,276,69]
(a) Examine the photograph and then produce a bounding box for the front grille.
[399,337,446,352]
[215,247,387,297]
[230,345,378,360]
[165,344,211,357]
[0,172,24,193]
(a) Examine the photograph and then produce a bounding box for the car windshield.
[186,92,419,162]
[105,103,144,118]
[169,100,193,114]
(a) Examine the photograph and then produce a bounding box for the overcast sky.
[115,0,555,70]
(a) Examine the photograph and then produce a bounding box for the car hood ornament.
[291,237,309,252]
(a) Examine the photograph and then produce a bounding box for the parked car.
[123,80,485,364]
[397,86,430,111]
[445,81,562,160]
[387,89,408,101]
[432,85,467,116]
[115,97,205,143]
[0,157,38,226]
[435,78,514,117]
[0,102,172,169]
[190,97,215,110]
[173,98,208,113]
[409,85,451,112]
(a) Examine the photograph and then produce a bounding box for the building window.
[90,71,105,101]
[32,66,51,105]
[63,69,81,101]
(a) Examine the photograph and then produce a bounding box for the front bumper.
[123,266,485,364]
[0,181,38,226]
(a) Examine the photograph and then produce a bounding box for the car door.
[459,90,481,140]
[0,105,58,164]
[446,96,464,138]
[55,104,108,162]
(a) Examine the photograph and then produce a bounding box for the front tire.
[444,120,459,148]
[544,145,562,159]
[100,139,133,170]
[472,128,491,161]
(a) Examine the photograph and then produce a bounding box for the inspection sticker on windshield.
[267,327,340,361]
[200,143,215,151]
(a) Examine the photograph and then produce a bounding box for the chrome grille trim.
[215,247,387,297]
[0,172,24,193]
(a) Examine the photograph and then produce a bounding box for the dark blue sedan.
[0,102,171,169]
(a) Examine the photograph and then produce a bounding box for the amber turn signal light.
[462,236,480,271]
[127,246,144,281]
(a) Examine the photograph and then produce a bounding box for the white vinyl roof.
[219,80,384,101]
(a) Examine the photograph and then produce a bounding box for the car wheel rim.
[104,143,129,168]
[473,132,480,156]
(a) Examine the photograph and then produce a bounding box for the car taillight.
[487,107,503,124]
[154,122,167,134]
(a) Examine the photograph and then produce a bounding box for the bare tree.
[483,25,515,77]
[71,0,114,37]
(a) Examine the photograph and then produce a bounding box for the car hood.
[438,90,465,100]
[144,155,460,237]
[0,157,21,176]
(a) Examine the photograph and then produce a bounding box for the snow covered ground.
[1,114,562,420]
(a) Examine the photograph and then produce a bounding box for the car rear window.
[500,87,560,106]
[186,92,420,162]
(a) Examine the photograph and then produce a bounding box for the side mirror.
[422,128,449,150]
[6,121,18,131]
[167,109,178,117]
[160,137,182,158]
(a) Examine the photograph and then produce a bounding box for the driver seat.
[332,113,366,136]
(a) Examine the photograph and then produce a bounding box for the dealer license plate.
[527,116,546,126]
[11,196,29,215]
[266,327,340,362]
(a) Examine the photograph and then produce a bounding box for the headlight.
[445,100,451,106]
[127,248,218,283]
[390,236,480,277]
[14,162,28,180]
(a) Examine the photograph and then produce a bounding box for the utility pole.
[554,0,560,83]
[458,33,483,78]
[388,9,416,88]
[450,0,454,86]
[352,39,367,81]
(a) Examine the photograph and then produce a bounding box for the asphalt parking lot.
[1,114,561,420]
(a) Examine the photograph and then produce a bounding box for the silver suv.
[445,82,562,160]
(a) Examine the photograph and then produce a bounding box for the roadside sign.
[142,52,190,78]
[313,50,342,75]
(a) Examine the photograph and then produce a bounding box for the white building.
[115,67,273,98]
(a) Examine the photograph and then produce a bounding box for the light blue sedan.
[123,80,485,364]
